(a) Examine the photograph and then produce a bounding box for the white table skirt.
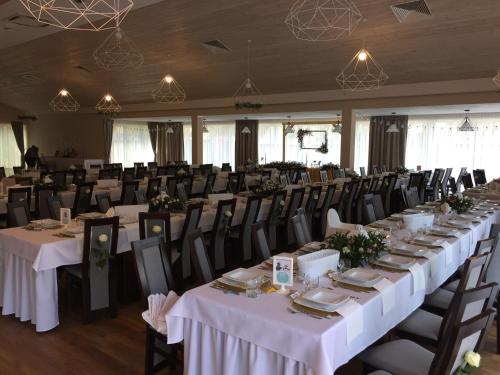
[166,209,499,375]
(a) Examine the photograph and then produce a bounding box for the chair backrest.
[72,169,87,184]
[428,168,442,189]
[368,176,379,193]
[485,224,500,284]
[252,222,272,261]
[98,168,113,180]
[403,186,420,209]
[372,193,386,220]
[95,192,112,213]
[156,166,168,176]
[430,310,495,375]
[47,195,63,220]
[122,168,135,182]
[470,237,496,280]
[360,167,366,177]
[146,177,161,199]
[300,172,309,184]
[372,166,380,176]
[456,253,490,292]
[227,172,243,194]
[380,174,397,215]
[210,198,237,271]
[135,190,148,204]
[138,212,172,244]
[131,236,175,303]
[148,161,158,170]
[136,167,150,179]
[362,193,377,224]
[179,202,204,280]
[203,173,216,197]
[279,174,288,187]
[7,201,30,227]
[81,217,119,312]
[189,228,215,285]
[221,163,232,172]
[267,190,287,224]
[166,176,178,197]
[462,173,473,189]
[73,182,95,214]
[112,163,123,170]
[304,185,322,227]
[176,183,188,201]
[53,171,67,186]
[440,168,453,197]
[284,188,305,221]
[239,196,262,262]
[319,170,328,183]
[8,187,32,212]
[291,207,312,247]
[317,184,336,239]
[0,166,5,178]
[120,180,139,205]
[35,186,54,219]
[344,180,359,223]
[472,169,486,185]
[13,166,23,175]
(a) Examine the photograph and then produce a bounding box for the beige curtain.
[147,122,158,162]
[103,118,114,163]
[235,120,258,167]
[368,116,408,173]
[11,121,25,166]
[157,122,184,164]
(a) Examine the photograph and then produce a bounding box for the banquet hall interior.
[1,0,500,374]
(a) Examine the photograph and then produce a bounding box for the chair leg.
[497,292,499,354]
[145,325,155,375]
[82,278,92,324]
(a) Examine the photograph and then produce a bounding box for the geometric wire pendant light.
[458,109,476,132]
[152,74,187,104]
[285,0,363,42]
[93,27,144,70]
[18,0,134,31]
[492,69,500,88]
[331,114,342,133]
[336,48,389,91]
[96,93,121,115]
[49,88,80,112]
[234,40,263,109]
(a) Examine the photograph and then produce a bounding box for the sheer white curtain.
[354,119,370,173]
[0,123,22,174]
[110,122,154,167]
[258,121,283,163]
[203,122,235,167]
[183,123,192,164]
[284,124,341,166]
[405,114,500,178]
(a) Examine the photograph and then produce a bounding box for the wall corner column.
[191,115,203,164]
[340,108,356,168]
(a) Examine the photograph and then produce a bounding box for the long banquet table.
[165,205,500,375]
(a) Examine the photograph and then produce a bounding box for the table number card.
[60,208,71,225]
[273,256,293,295]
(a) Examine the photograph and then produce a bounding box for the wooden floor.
[0,302,498,374]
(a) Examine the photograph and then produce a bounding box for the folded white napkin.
[335,300,363,346]
[105,207,115,218]
[407,263,425,295]
[444,245,453,266]
[373,279,396,316]
[141,291,179,335]
[421,250,438,277]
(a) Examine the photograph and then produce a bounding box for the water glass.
[246,279,259,298]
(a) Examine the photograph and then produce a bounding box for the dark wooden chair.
[95,192,112,213]
[15,176,33,186]
[462,173,474,189]
[303,185,322,230]
[229,196,261,266]
[71,169,87,185]
[120,180,139,205]
[226,172,244,194]
[122,168,135,182]
[266,190,287,252]
[48,195,64,220]
[7,201,30,227]
[35,185,54,219]
[362,193,377,225]
[251,222,272,262]
[166,176,178,197]
[53,171,67,186]
[291,208,312,248]
[188,228,215,285]
[72,182,95,215]
[146,177,162,200]
[313,184,336,240]
[473,169,487,185]
[221,163,232,172]
[8,186,32,212]
[207,198,236,274]
[278,188,305,250]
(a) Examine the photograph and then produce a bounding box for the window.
[183,123,192,164]
[0,123,22,173]
[354,119,370,173]
[258,121,283,163]
[110,122,154,167]
[284,123,341,166]
[203,122,235,168]
[405,114,500,178]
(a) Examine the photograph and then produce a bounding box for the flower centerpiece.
[316,142,328,154]
[455,351,480,375]
[394,166,409,175]
[252,180,281,197]
[345,169,359,178]
[446,194,474,214]
[296,129,312,148]
[321,227,386,268]
[149,192,186,213]
[245,158,262,173]
[91,233,113,270]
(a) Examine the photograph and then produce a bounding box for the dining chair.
[136,167,150,179]
[12,166,23,175]
[146,177,161,199]
[189,228,215,285]
[72,182,95,215]
[138,212,179,265]
[252,222,272,261]
[35,185,54,219]
[359,309,495,375]
[372,166,380,176]
[135,190,148,204]
[455,167,468,191]
[342,180,359,223]
[402,186,420,209]
[8,186,32,210]
[166,177,178,197]
[229,196,261,266]
[462,173,474,189]
[227,172,244,194]
[261,170,272,182]
[147,161,158,170]
[313,184,336,240]
[208,198,236,274]
[0,166,5,178]
[368,176,379,193]
[203,173,216,197]
[360,167,366,177]
[112,163,123,171]
[362,193,377,224]
[332,181,351,222]
[63,217,119,323]
[266,190,287,252]
[423,252,491,314]
[221,163,232,172]
[48,195,64,220]
[279,174,288,187]
[278,188,305,250]
[354,178,371,223]
[303,185,322,229]
[395,282,497,350]
[176,183,188,201]
[71,169,87,184]
[424,168,442,202]
[7,201,30,227]
[472,169,487,185]
[300,172,309,184]
[120,180,139,205]
[109,167,121,180]
[95,192,112,213]
[53,171,67,186]
[291,208,312,248]
[440,168,453,198]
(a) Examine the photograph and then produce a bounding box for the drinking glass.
[246,279,259,298]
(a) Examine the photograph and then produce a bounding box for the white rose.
[224,210,232,217]
[279,200,285,207]
[440,202,451,214]
[98,234,108,242]
[464,351,480,368]
[151,225,162,234]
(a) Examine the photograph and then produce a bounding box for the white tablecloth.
[166,209,499,375]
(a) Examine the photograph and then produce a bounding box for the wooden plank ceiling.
[1,0,500,112]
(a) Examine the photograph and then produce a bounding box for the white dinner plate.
[411,236,445,247]
[31,219,61,229]
[342,268,383,287]
[426,228,459,237]
[389,243,429,258]
[295,288,350,312]
[222,268,260,285]
[373,254,416,270]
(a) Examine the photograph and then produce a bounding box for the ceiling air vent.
[390,0,431,23]
[4,14,49,28]
[74,65,92,74]
[201,39,231,54]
